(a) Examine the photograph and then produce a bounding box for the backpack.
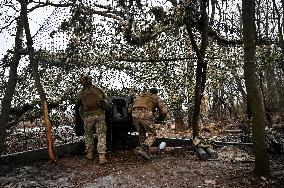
[81,87,104,112]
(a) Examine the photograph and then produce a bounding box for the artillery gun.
[74,95,136,150]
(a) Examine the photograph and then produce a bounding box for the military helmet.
[80,75,92,86]
[149,87,158,94]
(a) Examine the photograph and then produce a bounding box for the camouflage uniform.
[76,75,108,164]
[131,89,168,159]
[83,114,107,154]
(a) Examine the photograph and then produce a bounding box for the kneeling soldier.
[130,88,168,159]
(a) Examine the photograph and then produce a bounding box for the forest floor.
[0,119,284,188]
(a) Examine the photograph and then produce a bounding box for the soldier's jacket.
[131,92,168,120]
[76,85,109,117]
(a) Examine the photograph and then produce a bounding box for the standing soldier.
[131,87,168,160]
[76,75,109,164]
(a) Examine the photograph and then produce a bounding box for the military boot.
[137,145,152,160]
[99,153,108,165]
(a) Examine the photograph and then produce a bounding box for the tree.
[0,0,61,160]
[0,10,24,156]
[242,0,270,176]
[185,0,209,138]
[20,0,56,161]
[0,1,283,168]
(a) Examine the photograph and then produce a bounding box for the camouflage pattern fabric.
[132,108,157,147]
[84,114,107,154]
[81,87,104,112]
[75,85,109,116]
[131,92,168,147]
[75,76,108,155]
[132,92,168,119]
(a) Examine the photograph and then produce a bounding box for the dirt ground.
[0,120,284,188]
[0,148,283,188]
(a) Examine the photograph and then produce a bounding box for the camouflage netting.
[1,0,283,154]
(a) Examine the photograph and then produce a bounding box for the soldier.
[131,87,168,160]
[75,75,109,164]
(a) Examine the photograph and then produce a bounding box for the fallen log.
[204,147,218,159]
[195,146,210,160]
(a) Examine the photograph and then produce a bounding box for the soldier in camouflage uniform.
[76,75,109,164]
[131,88,168,159]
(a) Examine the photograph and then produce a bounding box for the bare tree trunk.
[211,89,220,119]
[272,0,284,72]
[0,13,24,156]
[242,0,270,177]
[271,0,284,117]
[20,1,56,161]
[186,0,209,138]
[212,92,238,119]
[231,69,252,119]
[173,100,186,131]
[259,72,273,127]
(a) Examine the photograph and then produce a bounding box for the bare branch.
[28,2,74,12]
[115,56,221,63]
[0,16,17,33]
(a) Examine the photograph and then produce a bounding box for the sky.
[0,1,135,91]
[0,2,55,58]
[0,0,174,59]
[0,0,175,91]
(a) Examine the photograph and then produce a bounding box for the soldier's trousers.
[84,114,107,154]
[132,108,156,147]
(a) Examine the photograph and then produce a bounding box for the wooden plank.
[123,136,193,149]
[0,141,85,164]
[154,137,192,147]
[224,129,242,133]
[213,141,253,146]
